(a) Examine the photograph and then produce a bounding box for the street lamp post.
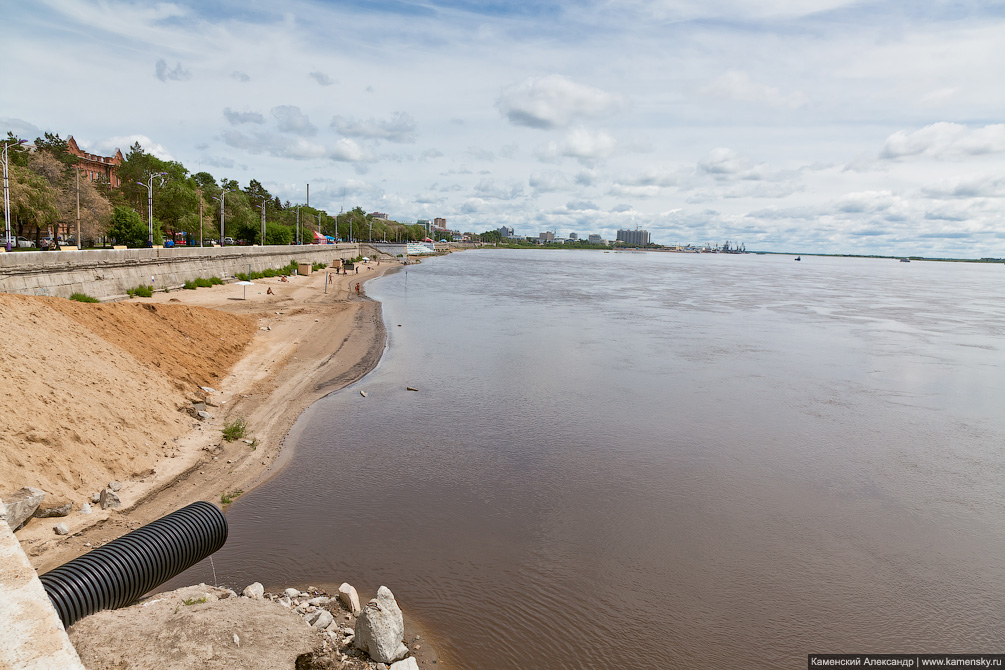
[213,188,232,245]
[137,172,166,247]
[2,139,27,252]
[296,206,301,245]
[255,196,267,246]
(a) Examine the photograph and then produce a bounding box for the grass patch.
[221,489,244,506]
[69,292,99,303]
[222,417,247,442]
[182,597,207,606]
[209,276,224,285]
[183,280,197,290]
[312,262,326,272]
[127,285,153,298]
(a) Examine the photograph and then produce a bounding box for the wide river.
[171,249,1005,668]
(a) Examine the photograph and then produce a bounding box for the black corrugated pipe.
[39,500,228,628]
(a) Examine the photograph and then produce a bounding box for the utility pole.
[75,168,81,249]
[198,188,203,247]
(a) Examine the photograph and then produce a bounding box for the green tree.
[264,221,292,245]
[33,132,76,170]
[480,229,503,243]
[107,206,150,247]
[3,132,30,167]
[3,163,60,239]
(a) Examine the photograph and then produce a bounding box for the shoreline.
[20,260,399,573]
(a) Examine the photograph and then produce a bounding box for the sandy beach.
[2,258,398,574]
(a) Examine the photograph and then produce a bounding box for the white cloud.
[154,59,191,82]
[529,171,569,193]
[880,123,1005,160]
[921,175,1005,199]
[331,113,417,143]
[537,128,617,164]
[94,135,173,161]
[223,108,265,125]
[497,75,623,129]
[309,71,333,86]
[271,106,317,136]
[702,70,808,108]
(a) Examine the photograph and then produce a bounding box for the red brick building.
[67,136,123,187]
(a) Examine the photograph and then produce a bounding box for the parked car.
[223,237,235,245]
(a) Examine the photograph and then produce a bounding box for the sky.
[4,0,1005,256]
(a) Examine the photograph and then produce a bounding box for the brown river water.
[167,250,1005,668]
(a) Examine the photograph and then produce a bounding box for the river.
[171,249,1005,668]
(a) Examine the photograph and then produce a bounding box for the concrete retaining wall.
[0,244,361,301]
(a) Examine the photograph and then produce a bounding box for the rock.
[242,582,264,599]
[92,492,101,503]
[200,386,217,394]
[406,387,418,392]
[99,489,121,510]
[360,390,368,397]
[277,596,292,608]
[3,487,46,530]
[80,503,91,514]
[353,586,408,663]
[307,609,334,630]
[197,410,212,421]
[34,501,73,518]
[284,587,300,600]
[53,522,69,535]
[108,481,122,492]
[342,628,354,636]
[390,659,419,670]
[338,582,361,615]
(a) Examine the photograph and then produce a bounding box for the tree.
[33,132,76,170]
[480,229,503,243]
[264,221,292,245]
[107,206,149,247]
[3,132,30,167]
[3,163,60,239]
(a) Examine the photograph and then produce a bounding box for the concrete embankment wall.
[0,244,361,301]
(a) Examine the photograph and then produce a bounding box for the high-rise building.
[497,226,514,238]
[616,228,650,246]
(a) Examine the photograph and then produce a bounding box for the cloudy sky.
[4,0,1004,256]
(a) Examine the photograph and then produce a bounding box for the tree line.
[2,130,433,247]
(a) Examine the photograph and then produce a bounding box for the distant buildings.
[617,228,650,246]
[67,136,123,187]
[433,217,446,229]
[538,231,555,243]
[588,234,606,245]
[497,226,514,238]
[370,212,389,220]
[568,232,578,240]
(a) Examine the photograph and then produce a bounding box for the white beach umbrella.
[235,280,254,300]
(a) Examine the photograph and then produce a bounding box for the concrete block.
[0,502,86,669]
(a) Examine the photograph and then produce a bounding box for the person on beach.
[267,287,274,295]
[355,282,360,294]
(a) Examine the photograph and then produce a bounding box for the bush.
[127,285,153,298]
[222,417,247,442]
[183,280,197,290]
[220,489,244,506]
[312,262,326,271]
[69,292,99,303]
[195,277,213,287]
[209,276,224,285]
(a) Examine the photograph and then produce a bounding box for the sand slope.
[0,294,255,503]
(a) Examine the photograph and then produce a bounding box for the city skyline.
[3,1,1004,256]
